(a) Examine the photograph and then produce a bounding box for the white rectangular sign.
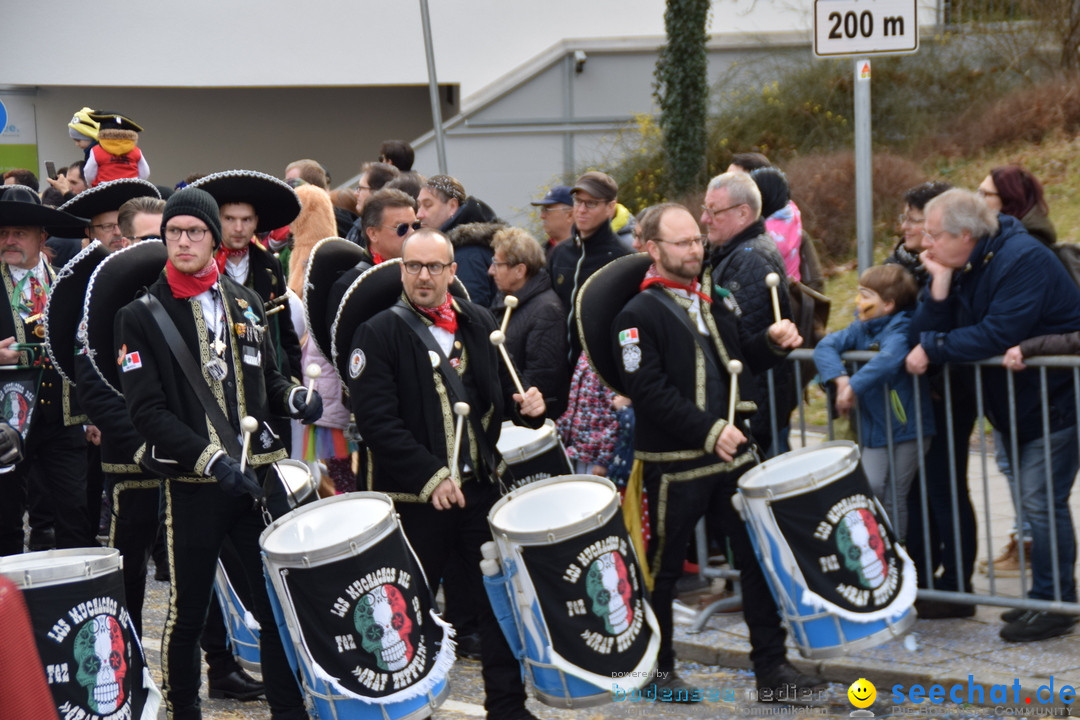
[814,0,918,57]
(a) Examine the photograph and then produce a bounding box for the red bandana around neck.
[414,293,458,334]
[371,251,386,265]
[639,264,712,304]
[166,258,220,299]
[214,244,250,273]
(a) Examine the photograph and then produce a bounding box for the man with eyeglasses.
[607,202,812,702]
[701,171,793,455]
[114,186,321,719]
[529,185,574,260]
[0,184,90,556]
[347,228,546,720]
[344,161,400,245]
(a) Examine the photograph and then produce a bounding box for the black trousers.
[0,420,88,556]
[161,479,305,720]
[396,481,526,719]
[644,456,788,675]
[107,476,161,636]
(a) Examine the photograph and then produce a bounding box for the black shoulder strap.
[137,293,242,457]
[645,287,724,379]
[389,302,500,479]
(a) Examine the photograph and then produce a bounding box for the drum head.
[739,441,860,499]
[0,547,120,589]
[261,492,393,559]
[490,475,616,540]
[496,419,558,463]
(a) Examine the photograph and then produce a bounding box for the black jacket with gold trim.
[238,243,302,381]
[612,284,787,464]
[347,296,543,503]
[114,275,295,478]
[74,354,145,475]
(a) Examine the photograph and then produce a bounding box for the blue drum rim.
[260,491,397,567]
[793,607,916,659]
[738,441,861,500]
[0,547,121,589]
[489,474,618,545]
[497,419,560,465]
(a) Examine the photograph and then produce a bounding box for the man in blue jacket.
[905,188,1080,642]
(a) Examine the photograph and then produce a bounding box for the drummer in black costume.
[345,228,547,720]
[601,203,824,701]
[113,187,323,720]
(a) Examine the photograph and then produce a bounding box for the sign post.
[814,0,918,274]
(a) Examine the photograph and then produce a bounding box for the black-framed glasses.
[701,203,746,219]
[164,226,211,242]
[382,221,422,237]
[90,222,120,234]
[654,235,706,249]
[572,198,606,210]
[403,261,451,275]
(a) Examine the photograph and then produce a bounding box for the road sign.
[814,0,918,58]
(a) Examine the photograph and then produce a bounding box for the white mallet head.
[453,402,471,417]
[505,295,519,309]
[765,272,781,289]
[489,330,506,346]
[240,416,259,434]
[428,351,441,369]
[304,363,322,380]
[727,359,744,376]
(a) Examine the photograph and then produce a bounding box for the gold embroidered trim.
[418,466,451,502]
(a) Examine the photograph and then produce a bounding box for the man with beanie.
[549,171,631,367]
[115,186,323,719]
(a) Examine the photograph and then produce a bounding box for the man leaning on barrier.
[904,188,1080,643]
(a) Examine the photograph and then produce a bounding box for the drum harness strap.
[138,294,273,523]
[390,301,506,492]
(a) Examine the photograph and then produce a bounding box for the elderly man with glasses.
[346,227,546,720]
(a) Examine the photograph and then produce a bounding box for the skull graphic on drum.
[836,508,888,589]
[586,551,633,635]
[73,615,127,714]
[353,584,415,671]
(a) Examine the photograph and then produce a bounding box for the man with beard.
[611,203,820,702]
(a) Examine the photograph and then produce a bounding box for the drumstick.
[499,295,518,334]
[489,330,526,397]
[765,272,782,324]
[727,360,743,426]
[304,362,321,403]
[239,416,259,474]
[450,402,471,483]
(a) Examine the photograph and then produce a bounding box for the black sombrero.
[331,259,470,380]
[0,185,87,238]
[303,237,369,365]
[575,252,651,396]
[190,170,301,232]
[84,240,168,396]
[44,241,110,385]
[59,178,160,220]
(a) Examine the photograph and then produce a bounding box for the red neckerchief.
[414,293,457,333]
[371,251,385,265]
[639,264,711,303]
[214,243,250,273]
[166,258,220,299]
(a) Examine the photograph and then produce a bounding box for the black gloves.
[292,389,323,424]
[211,456,263,499]
[0,423,22,467]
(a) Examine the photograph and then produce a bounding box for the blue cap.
[530,185,573,207]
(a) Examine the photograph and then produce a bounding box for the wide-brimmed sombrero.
[575,252,651,396]
[303,237,369,364]
[190,170,301,232]
[84,240,168,396]
[59,178,160,220]
[0,185,87,238]
[44,241,110,385]
[331,259,470,381]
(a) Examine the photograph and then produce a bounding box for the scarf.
[639,264,711,304]
[166,258,220,299]
[414,292,457,334]
[371,251,385,265]
[214,243,250,274]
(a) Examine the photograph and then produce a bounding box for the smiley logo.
[848,677,876,708]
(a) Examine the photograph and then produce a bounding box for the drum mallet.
[239,416,259,474]
[765,272,782,324]
[489,330,526,397]
[499,295,518,334]
[727,360,743,426]
[304,362,321,403]
[451,402,471,484]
